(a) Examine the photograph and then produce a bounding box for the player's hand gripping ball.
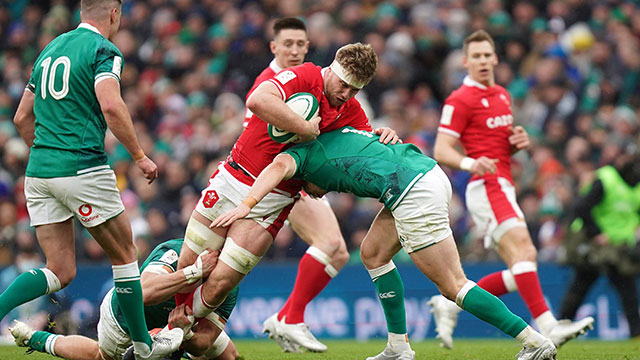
[267,92,319,144]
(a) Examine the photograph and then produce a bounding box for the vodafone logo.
[486,114,513,129]
[79,204,93,216]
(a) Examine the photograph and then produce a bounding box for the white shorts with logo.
[465,176,527,248]
[25,168,124,228]
[391,165,453,253]
[194,164,296,239]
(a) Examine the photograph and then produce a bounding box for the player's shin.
[368,261,411,352]
[457,280,529,338]
[112,262,153,354]
[0,268,60,321]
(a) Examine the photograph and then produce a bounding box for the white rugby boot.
[365,344,415,360]
[9,320,34,347]
[262,313,302,353]
[427,295,461,349]
[136,327,184,360]
[278,317,328,352]
[516,338,557,360]
[547,317,595,347]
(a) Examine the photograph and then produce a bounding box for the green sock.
[28,331,60,355]
[0,269,48,321]
[373,268,407,334]
[113,262,152,351]
[462,285,528,337]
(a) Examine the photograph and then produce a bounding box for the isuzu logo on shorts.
[202,190,219,208]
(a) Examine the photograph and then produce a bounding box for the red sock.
[477,271,509,296]
[514,271,549,318]
[283,253,331,324]
[175,292,190,306]
[278,298,291,321]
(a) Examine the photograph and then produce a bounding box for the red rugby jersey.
[438,76,516,184]
[229,62,372,195]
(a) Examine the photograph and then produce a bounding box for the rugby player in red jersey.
[430,29,594,349]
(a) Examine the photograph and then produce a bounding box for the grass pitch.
[1,339,638,359]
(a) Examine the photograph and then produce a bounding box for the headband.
[330,61,367,89]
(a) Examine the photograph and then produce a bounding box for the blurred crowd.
[0,0,639,266]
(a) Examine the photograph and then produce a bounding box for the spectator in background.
[559,152,640,338]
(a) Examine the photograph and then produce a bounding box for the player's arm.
[434,131,498,176]
[95,78,158,183]
[13,89,36,147]
[167,304,220,356]
[509,125,530,154]
[140,250,217,305]
[211,153,298,228]
[246,80,319,142]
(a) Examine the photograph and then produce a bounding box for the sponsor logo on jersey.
[440,104,454,125]
[79,204,93,216]
[275,70,296,85]
[379,291,396,299]
[202,190,219,208]
[112,56,122,78]
[486,114,513,129]
[499,93,510,106]
[115,287,133,294]
[383,189,393,202]
[481,98,489,108]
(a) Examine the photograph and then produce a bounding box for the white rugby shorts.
[194,164,296,239]
[391,165,453,253]
[25,169,124,228]
[465,176,527,248]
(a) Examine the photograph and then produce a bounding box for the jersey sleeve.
[438,95,469,138]
[94,40,124,87]
[267,63,315,100]
[284,141,318,179]
[26,64,36,93]
[143,246,179,275]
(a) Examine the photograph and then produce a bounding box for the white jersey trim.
[95,73,120,87]
[267,79,286,100]
[437,127,461,138]
[76,164,111,175]
[390,172,425,210]
[77,23,102,36]
[463,75,488,90]
[269,58,283,74]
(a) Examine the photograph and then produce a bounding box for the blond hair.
[334,43,378,86]
[462,30,495,56]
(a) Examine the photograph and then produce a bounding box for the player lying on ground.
[212,127,558,360]
[10,238,240,360]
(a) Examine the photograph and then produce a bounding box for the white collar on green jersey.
[78,22,102,36]
[463,75,488,90]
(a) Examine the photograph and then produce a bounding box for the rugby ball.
[268,92,319,144]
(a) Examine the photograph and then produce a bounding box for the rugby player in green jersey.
[212,127,558,360]
[10,238,240,360]
[8,0,182,358]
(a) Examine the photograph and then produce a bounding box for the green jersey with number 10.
[285,127,437,210]
[26,23,123,178]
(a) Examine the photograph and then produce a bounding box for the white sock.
[516,326,547,348]
[534,310,558,335]
[387,332,411,352]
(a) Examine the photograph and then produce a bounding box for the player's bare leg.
[411,235,556,360]
[0,219,73,321]
[495,227,594,346]
[268,196,346,352]
[189,219,272,317]
[361,208,414,360]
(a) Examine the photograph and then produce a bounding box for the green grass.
[1,339,639,360]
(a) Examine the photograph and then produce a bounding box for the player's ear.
[270,40,277,55]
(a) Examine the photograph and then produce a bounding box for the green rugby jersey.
[285,127,437,210]
[26,23,123,178]
[111,239,239,334]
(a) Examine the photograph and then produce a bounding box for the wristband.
[242,196,258,209]
[132,150,145,162]
[183,250,209,284]
[459,157,476,171]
